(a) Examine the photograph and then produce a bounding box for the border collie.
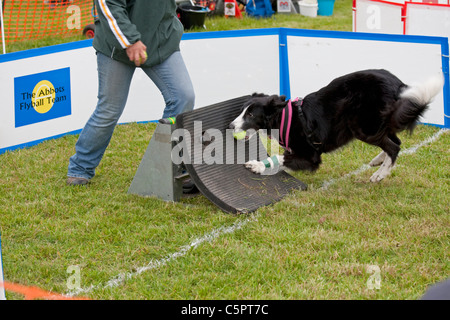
[229,69,444,182]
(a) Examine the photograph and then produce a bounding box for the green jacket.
[93,0,184,67]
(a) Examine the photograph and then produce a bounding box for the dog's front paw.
[245,160,266,174]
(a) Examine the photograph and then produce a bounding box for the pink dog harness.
[279,97,299,152]
[278,97,322,153]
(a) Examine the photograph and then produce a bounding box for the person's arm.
[96,0,147,66]
[126,41,147,67]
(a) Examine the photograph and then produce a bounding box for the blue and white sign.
[14,67,72,128]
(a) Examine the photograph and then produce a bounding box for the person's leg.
[67,52,135,181]
[142,51,195,118]
[143,51,196,192]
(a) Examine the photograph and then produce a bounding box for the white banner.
[353,0,404,34]
[287,34,446,126]
[405,2,450,39]
[354,0,450,37]
[0,28,448,154]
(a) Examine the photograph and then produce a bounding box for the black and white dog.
[229,69,444,182]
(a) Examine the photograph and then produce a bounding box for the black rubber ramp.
[176,96,307,214]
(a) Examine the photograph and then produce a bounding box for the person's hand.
[126,41,148,67]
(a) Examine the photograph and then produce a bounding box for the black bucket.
[177,4,208,30]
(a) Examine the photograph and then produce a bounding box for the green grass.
[1,124,448,300]
[1,0,449,300]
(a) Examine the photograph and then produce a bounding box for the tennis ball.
[233,130,247,140]
[141,51,148,64]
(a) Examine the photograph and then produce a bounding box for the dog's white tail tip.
[401,72,445,105]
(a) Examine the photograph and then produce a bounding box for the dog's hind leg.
[369,133,401,167]
[370,155,393,182]
[369,151,386,167]
[369,136,401,182]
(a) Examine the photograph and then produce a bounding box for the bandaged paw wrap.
[262,155,279,169]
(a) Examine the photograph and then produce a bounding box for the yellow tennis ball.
[233,130,247,140]
[141,51,148,64]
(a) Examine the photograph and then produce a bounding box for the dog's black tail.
[394,73,444,132]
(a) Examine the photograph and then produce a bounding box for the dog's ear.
[267,95,288,109]
[262,95,288,119]
[252,92,268,98]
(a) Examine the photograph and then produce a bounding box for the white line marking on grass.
[321,164,371,190]
[399,128,447,155]
[67,214,259,297]
[67,129,447,297]
[321,129,448,190]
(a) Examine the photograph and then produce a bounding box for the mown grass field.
[1,0,449,301]
[1,124,448,300]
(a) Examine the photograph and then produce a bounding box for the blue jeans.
[67,51,195,179]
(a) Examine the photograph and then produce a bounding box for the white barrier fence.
[0,28,449,154]
[353,0,450,38]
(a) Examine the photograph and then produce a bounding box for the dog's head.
[229,93,287,140]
